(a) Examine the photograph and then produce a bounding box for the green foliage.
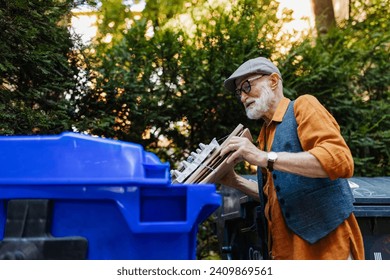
[196,215,221,260]
[75,0,293,165]
[0,0,93,135]
[281,0,390,176]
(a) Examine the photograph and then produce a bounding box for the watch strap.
[267,159,275,172]
[267,152,277,172]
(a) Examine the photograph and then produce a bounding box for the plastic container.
[351,177,390,260]
[0,132,221,260]
[215,176,264,260]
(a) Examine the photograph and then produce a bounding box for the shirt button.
[273,174,277,180]
[275,185,280,192]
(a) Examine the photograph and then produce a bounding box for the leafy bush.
[281,0,390,176]
[0,0,91,135]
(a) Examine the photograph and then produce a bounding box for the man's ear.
[269,73,280,90]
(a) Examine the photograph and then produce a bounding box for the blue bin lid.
[0,132,170,186]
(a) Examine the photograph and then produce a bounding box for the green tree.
[281,0,390,176]
[0,0,93,135]
[75,0,294,164]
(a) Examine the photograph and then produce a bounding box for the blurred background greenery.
[1,0,389,259]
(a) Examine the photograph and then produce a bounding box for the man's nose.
[240,92,248,103]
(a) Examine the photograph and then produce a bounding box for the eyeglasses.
[235,75,265,99]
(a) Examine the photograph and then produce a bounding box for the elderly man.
[220,57,364,260]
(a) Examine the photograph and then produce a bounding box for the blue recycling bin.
[0,132,221,260]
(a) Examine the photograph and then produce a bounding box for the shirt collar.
[271,97,291,123]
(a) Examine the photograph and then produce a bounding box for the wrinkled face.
[235,75,273,120]
[245,86,273,119]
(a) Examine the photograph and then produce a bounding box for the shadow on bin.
[216,175,390,260]
[0,132,221,260]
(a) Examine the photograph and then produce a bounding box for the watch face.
[268,152,277,161]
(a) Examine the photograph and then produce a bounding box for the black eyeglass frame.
[234,75,265,99]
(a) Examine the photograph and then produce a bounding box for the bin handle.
[115,188,221,234]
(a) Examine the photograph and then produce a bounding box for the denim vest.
[257,100,355,244]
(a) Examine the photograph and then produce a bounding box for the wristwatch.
[267,152,278,172]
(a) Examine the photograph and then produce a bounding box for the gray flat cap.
[224,57,282,92]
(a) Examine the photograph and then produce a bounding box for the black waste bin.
[351,177,390,260]
[216,176,390,260]
[216,175,263,260]
[216,184,263,260]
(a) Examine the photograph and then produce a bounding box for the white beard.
[245,86,272,119]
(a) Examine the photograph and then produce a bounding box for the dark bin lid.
[242,175,390,205]
[240,175,390,205]
[350,177,390,205]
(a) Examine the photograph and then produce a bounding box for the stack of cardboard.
[171,124,252,184]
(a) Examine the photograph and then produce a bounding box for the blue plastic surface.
[0,132,221,260]
[0,132,170,186]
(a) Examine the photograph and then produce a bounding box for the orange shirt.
[257,95,365,260]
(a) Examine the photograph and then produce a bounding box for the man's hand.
[220,136,268,167]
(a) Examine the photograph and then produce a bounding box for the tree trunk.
[311,0,337,34]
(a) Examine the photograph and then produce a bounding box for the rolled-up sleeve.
[294,95,354,180]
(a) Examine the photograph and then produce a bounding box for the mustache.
[244,99,255,107]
